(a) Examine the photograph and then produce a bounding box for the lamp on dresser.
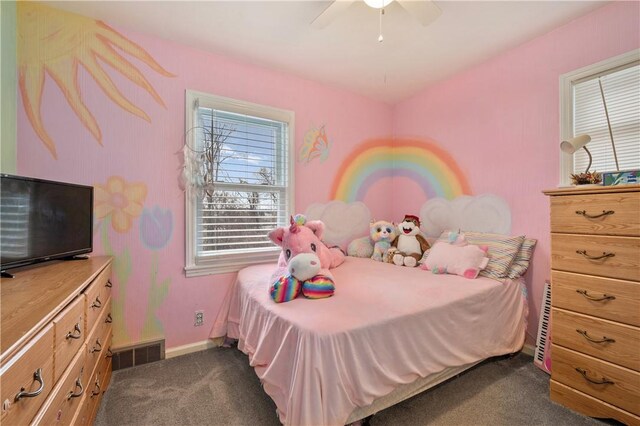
[560,134,602,185]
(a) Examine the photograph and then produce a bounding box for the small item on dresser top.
[420,231,490,279]
[390,214,430,267]
[268,215,343,303]
[602,169,640,186]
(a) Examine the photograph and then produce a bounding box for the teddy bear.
[390,214,430,267]
[370,220,397,262]
[347,219,396,260]
[268,214,345,303]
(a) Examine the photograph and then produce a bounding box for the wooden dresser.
[544,184,640,425]
[1,256,113,425]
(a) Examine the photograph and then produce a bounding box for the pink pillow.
[420,237,490,279]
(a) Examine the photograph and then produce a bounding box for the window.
[560,50,640,185]
[184,91,294,276]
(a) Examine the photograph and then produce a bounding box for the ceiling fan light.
[363,0,393,9]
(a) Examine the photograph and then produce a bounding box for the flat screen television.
[0,174,93,276]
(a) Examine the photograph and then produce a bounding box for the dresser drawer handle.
[106,347,114,358]
[575,367,614,385]
[91,379,101,397]
[105,280,113,288]
[576,250,615,260]
[91,296,102,309]
[575,210,614,219]
[14,368,45,401]
[90,338,102,353]
[67,377,84,400]
[576,329,616,344]
[576,289,615,301]
[65,323,82,340]
[105,313,113,324]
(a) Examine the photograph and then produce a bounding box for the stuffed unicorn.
[268,215,345,303]
[420,231,490,279]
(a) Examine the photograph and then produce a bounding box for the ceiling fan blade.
[311,0,356,29]
[396,0,442,27]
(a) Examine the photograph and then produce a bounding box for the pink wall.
[393,1,640,344]
[17,5,392,349]
[16,2,638,352]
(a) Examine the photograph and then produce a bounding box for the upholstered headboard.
[305,200,371,249]
[305,194,512,248]
[419,194,512,237]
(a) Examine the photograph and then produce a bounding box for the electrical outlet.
[194,311,204,327]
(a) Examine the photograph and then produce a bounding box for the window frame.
[184,90,295,277]
[559,49,639,187]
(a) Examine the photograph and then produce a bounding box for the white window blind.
[185,91,293,276]
[572,62,640,174]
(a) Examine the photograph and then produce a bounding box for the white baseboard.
[521,343,535,357]
[165,337,224,359]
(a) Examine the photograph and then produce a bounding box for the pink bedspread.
[225,257,527,426]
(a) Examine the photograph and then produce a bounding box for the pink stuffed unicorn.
[268,214,345,302]
[420,231,490,279]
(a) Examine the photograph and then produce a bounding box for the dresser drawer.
[0,324,54,426]
[551,380,640,426]
[552,271,640,327]
[551,345,640,415]
[86,299,112,377]
[85,342,113,425]
[85,265,112,335]
[31,345,87,425]
[551,234,640,281]
[550,192,640,236]
[552,308,640,371]
[53,296,85,384]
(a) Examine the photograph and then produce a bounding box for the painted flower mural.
[139,206,173,340]
[94,176,148,344]
[140,207,173,250]
[17,2,174,158]
[95,176,147,233]
[94,177,173,345]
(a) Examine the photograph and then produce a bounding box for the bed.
[216,195,530,425]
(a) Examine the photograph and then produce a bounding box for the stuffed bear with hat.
[389,214,430,267]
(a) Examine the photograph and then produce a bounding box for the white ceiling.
[48,1,608,104]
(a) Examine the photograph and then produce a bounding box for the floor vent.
[533,281,552,374]
[112,339,165,370]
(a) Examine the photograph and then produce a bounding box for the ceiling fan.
[311,0,442,30]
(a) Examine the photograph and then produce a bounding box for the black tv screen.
[0,174,93,273]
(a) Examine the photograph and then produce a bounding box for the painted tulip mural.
[140,207,173,250]
[139,207,173,339]
[94,176,173,344]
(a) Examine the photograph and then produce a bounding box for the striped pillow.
[507,238,537,279]
[463,232,525,280]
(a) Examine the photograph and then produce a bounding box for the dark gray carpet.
[95,348,612,425]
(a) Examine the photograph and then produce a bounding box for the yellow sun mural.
[17,2,175,158]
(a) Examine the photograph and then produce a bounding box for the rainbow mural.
[330,139,471,202]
